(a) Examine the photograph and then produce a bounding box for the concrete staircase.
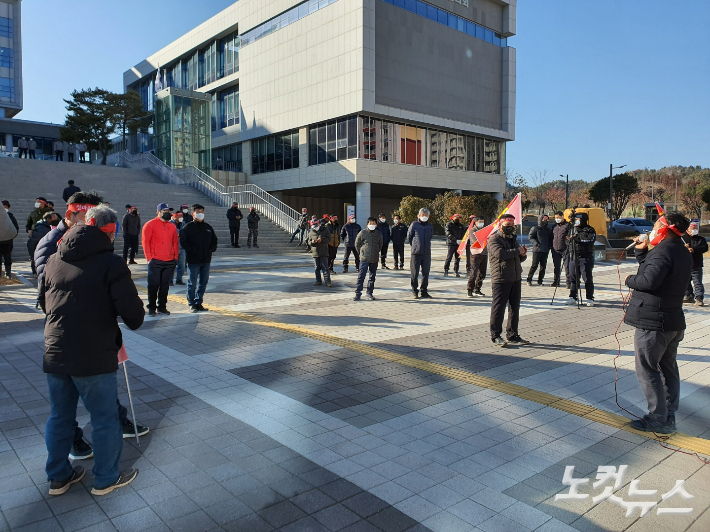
[0,157,304,261]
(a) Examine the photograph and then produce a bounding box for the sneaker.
[235,244,241,248]
[189,305,199,313]
[365,293,376,301]
[474,291,485,297]
[342,268,348,274]
[537,282,543,286]
[128,260,138,265]
[49,466,85,496]
[667,414,677,432]
[564,297,576,305]
[443,271,449,277]
[550,281,560,287]
[455,272,461,277]
[382,264,390,270]
[526,280,533,286]
[683,296,695,303]
[507,335,530,345]
[196,304,208,312]
[467,290,473,297]
[325,282,332,288]
[420,292,433,299]
[353,295,361,301]
[412,290,419,299]
[91,469,139,496]
[696,299,704,307]
[69,439,93,460]
[492,336,508,347]
[330,269,337,275]
[628,415,674,434]
[148,308,157,317]
[314,281,323,286]
[122,419,150,439]
[157,308,170,316]
[399,265,404,270]
[176,280,185,285]
[585,299,595,307]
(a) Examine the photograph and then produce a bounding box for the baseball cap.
[157,203,173,211]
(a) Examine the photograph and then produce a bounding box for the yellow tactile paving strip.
[134,285,710,458]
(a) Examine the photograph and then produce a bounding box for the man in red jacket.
[141,203,179,317]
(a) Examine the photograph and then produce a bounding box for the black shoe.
[330,269,337,275]
[314,281,323,286]
[399,265,404,270]
[175,280,185,285]
[128,260,138,265]
[629,415,675,434]
[455,272,461,277]
[683,296,694,303]
[526,280,533,286]
[235,244,241,248]
[444,271,449,277]
[667,414,677,432]
[148,308,157,317]
[254,244,259,248]
[169,280,174,286]
[353,295,361,301]
[492,336,508,348]
[189,305,199,313]
[365,293,376,300]
[550,281,560,287]
[474,291,485,297]
[382,264,390,269]
[696,299,705,307]
[537,282,543,286]
[91,469,139,496]
[342,268,348,274]
[196,304,208,312]
[157,308,170,316]
[69,439,93,460]
[420,292,433,299]
[507,335,530,346]
[467,290,473,297]
[412,290,419,299]
[122,419,150,439]
[325,282,332,288]
[49,466,85,496]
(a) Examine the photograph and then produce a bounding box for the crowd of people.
[12,138,88,162]
[0,179,707,495]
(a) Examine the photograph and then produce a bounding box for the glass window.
[347,116,358,159]
[251,140,259,174]
[426,5,437,21]
[299,3,309,18]
[292,131,299,168]
[309,127,318,166]
[336,119,348,160]
[394,0,405,8]
[284,133,293,170]
[0,47,12,69]
[0,77,13,99]
[437,9,448,25]
[275,135,284,171]
[326,121,336,163]
[0,17,12,39]
[466,21,476,37]
[317,124,327,164]
[404,0,416,12]
[485,28,494,43]
[457,17,465,32]
[448,13,458,30]
[267,136,275,172]
[309,0,318,14]
[475,137,484,172]
[416,1,427,17]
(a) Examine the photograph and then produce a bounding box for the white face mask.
[379,218,386,223]
[691,229,699,236]
[555,218,563,224]
[649,229,657,242]
[394,219,400,225]
[195,213,205,221]
[182,209,188,213]
[574,219,581,227]
[351,218,356,223]
[34,202,41,208]
[420,216,428,222]
[477,222,484,228]
[177,217,183,223]
[367,224,377,230]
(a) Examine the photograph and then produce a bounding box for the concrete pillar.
[298,127,308,168]
[5,133,12,154]
[356,181,372,224]
[242,141,252,176]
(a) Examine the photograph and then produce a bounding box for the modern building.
[124,0,516,220]
[0,0,21,119]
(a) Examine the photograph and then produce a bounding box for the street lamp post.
[560,174,569,209]
[609,163,626,222]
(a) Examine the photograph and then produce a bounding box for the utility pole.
[674,178,678,210]
[560,174,569,209]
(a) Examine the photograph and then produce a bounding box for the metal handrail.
[118,151,298,233]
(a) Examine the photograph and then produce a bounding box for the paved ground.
[1,245,709,532]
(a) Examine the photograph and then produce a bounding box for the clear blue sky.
[20,0,710,182]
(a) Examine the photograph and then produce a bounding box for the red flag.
[457,219,475,256]
[469,193,523,253]
[118,343,129,364]
[655,202,665,216]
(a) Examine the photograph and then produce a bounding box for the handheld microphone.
[625,233,648,251]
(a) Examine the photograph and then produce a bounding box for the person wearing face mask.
[26,197,52,235]
[340,215,362,273]
[488,214,528,347]
[465,215,477,275]
[467,217,488,297]
[308,219,332,287]
[0,200,19,279]
[353,217,384,300]
[408,208,434,299]
[444,214,466,277]
[551,211,570,288]
[290,208,310,246]
[526,214,553,286]
[390,215,408,270]
[141,203,179,317]
[121,206,142,266]
[565,212,597,306]
[180,204,193,224]
[247,207,260,248]
[28,212,61,276]
[624,212,692,433]
[38,205,144,497]
[170,212,187,285]
[376,213,392,269]
[226,202,243,248]
[682,222,708,306]
[180,204,218,312]
[326,215,340,274]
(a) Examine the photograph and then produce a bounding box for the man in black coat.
[121,206,141,264]
[39,206,144,496]
[180,204,218,312]
[488,214,529,347]
[565,212,597,306]
[290,207,310,245]
[340,215,362,273]
[226,202,243,248]
[390,215,407,270]
[683,221,708,306]
[625,212,692,434]
[27,212,61,275]
[526,214,553,286]
[376,213,392,269]
[247,207,260,248]
[443,214,466,276]
[551,211,570,288]
[62,180,81,203]
[1,200,19,278]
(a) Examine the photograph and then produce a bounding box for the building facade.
[124,0,516,220]
[0,0,21,119]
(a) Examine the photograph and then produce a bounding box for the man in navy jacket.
[625,212,692,434]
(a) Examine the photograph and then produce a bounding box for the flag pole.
[122,362,140,445]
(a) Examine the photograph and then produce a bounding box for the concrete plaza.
[1,246,709,532]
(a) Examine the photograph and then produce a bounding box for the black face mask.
[541,220,548,227]
[502,225,516,235]
[161,212,172,220]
